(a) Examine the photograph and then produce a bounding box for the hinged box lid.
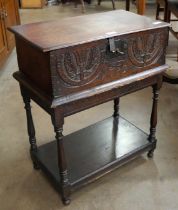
[9,10,170,52]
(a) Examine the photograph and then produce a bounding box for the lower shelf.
[33,116,154,191]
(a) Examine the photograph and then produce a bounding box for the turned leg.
[126,0,130,11]
[156,3,160,20]
[113,98,120,117]
[111,0,116,10]
[51,111,71,205]
[80,0,85,13]
[147,84,160,158]
[74,0,85,12]
[21,88,39,169]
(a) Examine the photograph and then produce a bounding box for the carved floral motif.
[56,46,104,86]
[53,31,166,88]
[128,32,164,67]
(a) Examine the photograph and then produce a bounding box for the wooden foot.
[33,161,40,170]
[62,197,71,205]
[147,150,154,158]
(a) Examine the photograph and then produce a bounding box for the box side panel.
[15,37,52,96]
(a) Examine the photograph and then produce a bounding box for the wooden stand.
[14,71,163,205]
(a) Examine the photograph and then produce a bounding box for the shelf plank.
[34,116,153,190]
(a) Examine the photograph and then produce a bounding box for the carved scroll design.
[128,32,164,67]
[105,32,165,69]
[56,46,105,86]
[53,30,166,89]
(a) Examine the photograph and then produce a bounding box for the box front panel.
[50,27,169,98]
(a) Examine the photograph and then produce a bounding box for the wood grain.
[9,10,170,52]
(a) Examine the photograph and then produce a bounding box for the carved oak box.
[9,10,169,107]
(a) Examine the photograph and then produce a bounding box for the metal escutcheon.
[108,38,127,55]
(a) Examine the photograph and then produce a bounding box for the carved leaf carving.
[52,30,167,90]
[128,32,164,67]
[56,46,103,86]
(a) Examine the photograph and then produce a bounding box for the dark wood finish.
[156,0,169,21]
[126,0,130,11]
[147,77,162,157]
[15,38,52,96]
[9,11,169,205]
[20,87,40,169]
[51,110,71,205]
[13,27,169,101]
[113,98,120,117]
[13,69,165,117]
[21,88,38,152]
[33,116,154,189]
[9,10,169,52]
[18,0,21,7]
[0,0,20,68]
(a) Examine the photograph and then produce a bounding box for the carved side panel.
[50,28,168,98]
